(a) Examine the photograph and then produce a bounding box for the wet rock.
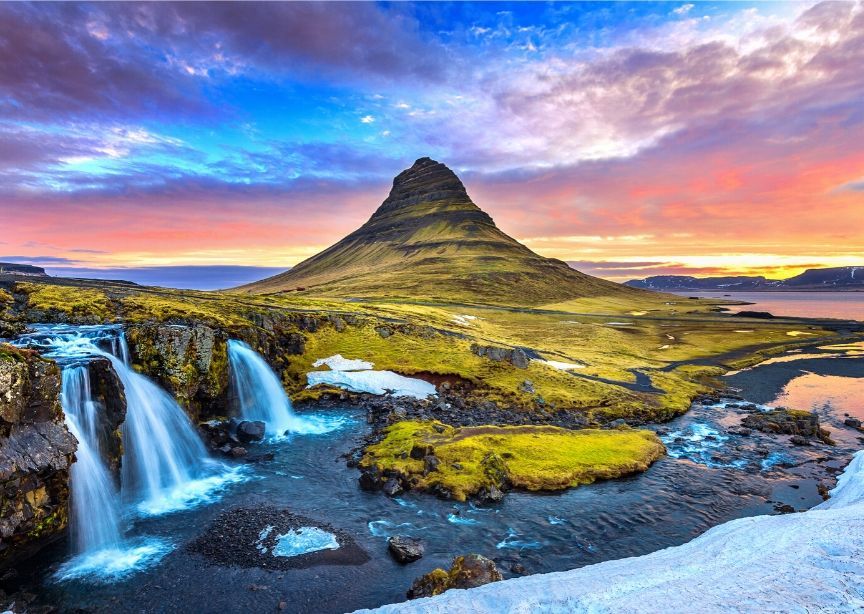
[0,347,76,565]
[358,468,380,491]
[236,420,266,444]
[229,446,248,458]
[476,484,505,504]
[243,452,275,464]
[382,478,403,497]
[790,435,810,447]
[774,503,795,514]
[844,417,862,429]
[407,554,503,599]
[510,563,527,575]
[388,536,424,564]
[742,409,831,444]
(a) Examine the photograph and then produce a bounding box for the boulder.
[236,420,266,443]
[844,417,862,429]
[388,536,424,564]
[383,477,403,497]
[407,554,503,599]
[741,409,832,444]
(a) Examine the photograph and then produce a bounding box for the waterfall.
[94,351,225,513]
[60,366,122,554]
[227,340,331,438]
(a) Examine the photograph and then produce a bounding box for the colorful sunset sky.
[2,1,863,288]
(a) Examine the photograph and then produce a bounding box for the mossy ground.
[361,420,666,501]
[3,277,857,424]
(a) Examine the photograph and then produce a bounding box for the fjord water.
[227,339,335,437]
[674,291,864,320]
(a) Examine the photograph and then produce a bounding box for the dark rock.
[243,452,275,464]
[510,563,527,575]
[423,455,440,474]
[519,380,535,394]
[387,536,424,564]
[236,420,266,443]
[358,468,380,491]
[742,409,831,443]
[844,417,862,429]
[407,554,503,599]
[410,444,433,460]
[510,348,530,369]
[790,435,810,446]
[229,446,248,458]
[382,478,403,497]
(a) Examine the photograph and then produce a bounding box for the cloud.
[360,115,376,124]
[673,4,695,17]
[0,255,81,265]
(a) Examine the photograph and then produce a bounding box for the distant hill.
[626,267,864,291]
[0,262,47,277]
[239,157,643,306]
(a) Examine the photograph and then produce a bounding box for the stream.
[4,328,863,613]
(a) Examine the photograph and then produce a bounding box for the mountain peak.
[373,157,476,219]
[240,158,640,305]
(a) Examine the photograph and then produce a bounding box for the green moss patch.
[361,420,666,501]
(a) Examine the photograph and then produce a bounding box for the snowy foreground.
[360,451,864,613]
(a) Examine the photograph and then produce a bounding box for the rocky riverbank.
[0,345,76,565]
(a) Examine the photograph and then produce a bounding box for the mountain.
[0,262,47,277]
[239,157,641,305]
[626,267,864,291]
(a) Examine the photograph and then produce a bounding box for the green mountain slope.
[239,157,644,306]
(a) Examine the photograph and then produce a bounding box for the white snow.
[539,360,585,371]
[312,354,374,371]
[306,370,436,399]
[452,314,478,326]
[357,450,864,613]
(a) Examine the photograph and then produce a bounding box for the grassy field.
[2,276,850,424]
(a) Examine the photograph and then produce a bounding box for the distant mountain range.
[240,157,643,306]
[626,267,864,291]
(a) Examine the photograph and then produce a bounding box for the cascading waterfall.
[98,351,221,512]
[11,324,245,580]
[60,366,122,554]
[227,340,331,437]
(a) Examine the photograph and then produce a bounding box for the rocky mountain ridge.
[626,266,864,291]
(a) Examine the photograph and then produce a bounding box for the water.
[10,325,243,580]
[227,339,336,438]
[60,366,122,554]
[673,291,864,321]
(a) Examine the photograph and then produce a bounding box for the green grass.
[18,282,114,320]
[361,420,666,500]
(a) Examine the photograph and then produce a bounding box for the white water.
[11,324,246,580]
[60,366,123,554]
[227,339,334,438]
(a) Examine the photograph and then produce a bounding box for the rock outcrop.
[87,358,127,476]
[406,554,503,599]
[0,345,76,564]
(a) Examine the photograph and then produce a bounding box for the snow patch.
[539,359,585,371]
[272,527,339,558]
[452,314,479,326]
[306,370,435,399]
[358,451,864,613]
[312,354,374,371]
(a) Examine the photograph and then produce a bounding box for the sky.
[1,1,863,287]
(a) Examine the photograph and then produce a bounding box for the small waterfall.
[227,340,334,438]
[61,366,122,554]
[227,340,297,438]
[98,351,215,508]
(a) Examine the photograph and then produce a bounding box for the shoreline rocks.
[407,554,503,599]
[387,536,424,564]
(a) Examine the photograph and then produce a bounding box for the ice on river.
[358,450,864,613]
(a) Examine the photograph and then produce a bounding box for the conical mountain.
[239,157,640,305]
